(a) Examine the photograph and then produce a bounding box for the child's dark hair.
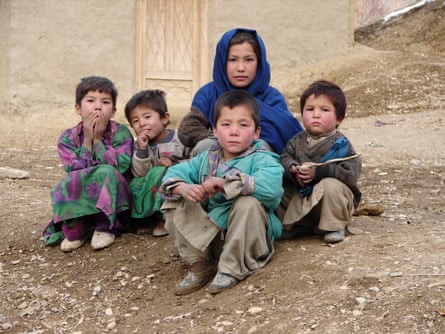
[75,76,118,107]
[214,90,260,128]
[300,80,347,121]
[124,89,168,124]
[229,30,261,63]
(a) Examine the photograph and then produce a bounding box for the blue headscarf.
[192,28,303,153]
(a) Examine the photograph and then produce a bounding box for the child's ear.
[74,104,81,115]
[163,112,170,126]
[254,126,261,140]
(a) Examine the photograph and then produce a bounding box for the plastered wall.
[0,0,136,122]
[0,0,357,121]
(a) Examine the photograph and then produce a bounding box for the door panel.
[135,0,207,112]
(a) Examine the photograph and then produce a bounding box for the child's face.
[213,104,260,160]
[75,90,115,121]
[129,106,169,142]
[302,94,341,136]
[226,42,258,88]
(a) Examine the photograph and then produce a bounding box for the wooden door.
[135,0,208,115]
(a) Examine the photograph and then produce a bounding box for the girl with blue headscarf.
[178,28,303,154]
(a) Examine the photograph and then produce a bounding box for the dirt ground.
[0,2,444,333]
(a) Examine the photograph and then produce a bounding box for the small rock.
[92,286,101,296]
[247,306,263,315]
[107,319,116,330]
[0,167,30,179]
[1,322,13,330]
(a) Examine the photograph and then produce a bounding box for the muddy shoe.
[323,229,345,243]
[60,238,86,252]
[91,231,115,250]
[208,272,239,294]
[175,260,216,296]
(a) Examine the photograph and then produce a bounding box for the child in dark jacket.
[277,80,362,243]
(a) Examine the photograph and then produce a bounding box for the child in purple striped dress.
[43,76,134,252]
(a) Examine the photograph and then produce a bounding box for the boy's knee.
[232,196,263,213]
[320,178,349,197]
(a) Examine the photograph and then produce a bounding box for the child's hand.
[174,183,206,203]
[137,129,150,149]
[82,112,97,147]
[290,164,299,174]
[296,162,315,185]
[158,157,173,167]
[93,111,107,141]
[202,177,224,197]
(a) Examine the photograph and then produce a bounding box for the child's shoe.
[323,229,345,243]
[152,220,168,237]
[208,272,239,294]
[279,225,313,240]
[175,260,215,296]
[60,238,86,252]
[91,231,115,250]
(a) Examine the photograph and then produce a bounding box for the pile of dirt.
[0,2,444,333]
[287,0,445,119]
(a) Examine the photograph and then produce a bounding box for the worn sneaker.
[60,238,86,252]
[323,229,345,243]
[175,260,216,296]
[90,231,115,250]
[279,225,313,240]
[152,220,168,237]
[208,272,239,294]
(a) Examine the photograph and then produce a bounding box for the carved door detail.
[135,0,208,111]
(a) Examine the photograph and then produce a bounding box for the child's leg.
[217,196,273,281]
[61,218,91,241]
[163,200,219,295]
[317,178,354,232]
[60,217,92,252]
[91,212,123,250]
[152,211,168,237]
[164,202,216,264]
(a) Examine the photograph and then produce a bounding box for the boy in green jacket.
[160,90,284,295]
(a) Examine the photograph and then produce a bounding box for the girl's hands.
[93,111,107,142]
[82,112,97,150]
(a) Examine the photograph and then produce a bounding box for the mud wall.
[1,0,422,123]
[0,0,136,123]
[207,0,354,70]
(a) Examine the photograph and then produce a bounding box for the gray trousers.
[162,196,274,280]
